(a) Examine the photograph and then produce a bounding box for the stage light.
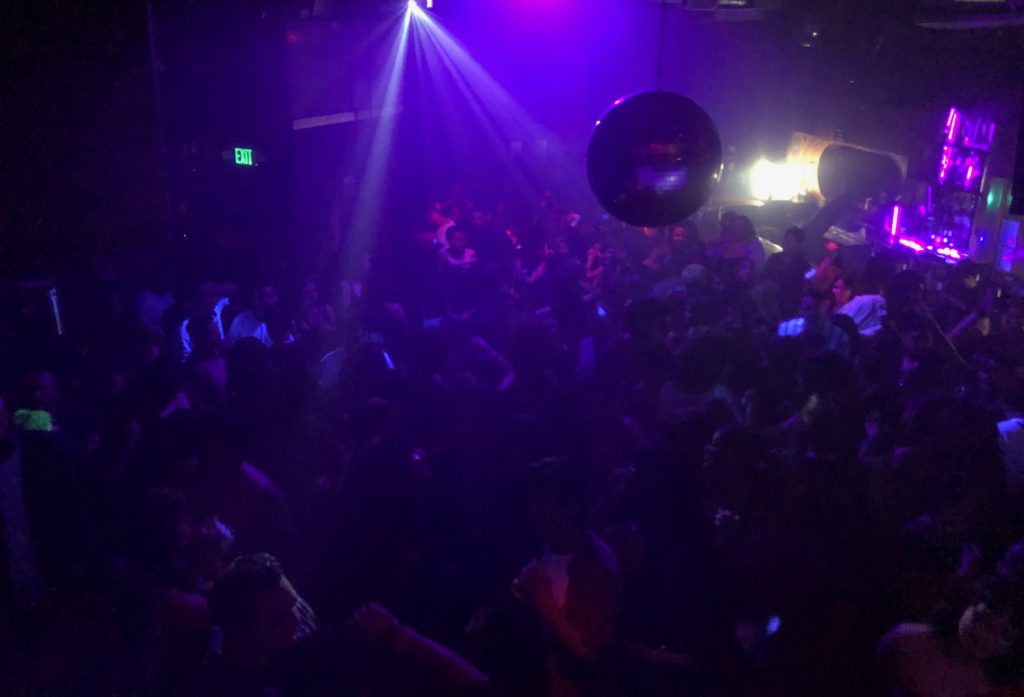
[408,3,588,205]
[343,8,412,280]
[751,159,804,202]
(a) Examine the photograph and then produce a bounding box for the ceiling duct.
[649,0,782,21]
[916,0,1024,28]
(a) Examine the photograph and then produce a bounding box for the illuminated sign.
[234,147,254,166]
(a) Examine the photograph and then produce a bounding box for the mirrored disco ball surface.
[587,91,723,228]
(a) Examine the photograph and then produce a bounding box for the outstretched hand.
[347,602,401,649]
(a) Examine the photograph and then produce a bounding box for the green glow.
[234,147,254,166]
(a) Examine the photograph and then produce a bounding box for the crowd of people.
[3,183,1024,697]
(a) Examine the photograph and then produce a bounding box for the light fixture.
[750,159,807,202]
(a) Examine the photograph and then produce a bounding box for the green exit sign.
[234,147,254,166]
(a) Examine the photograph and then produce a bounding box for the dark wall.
[3,0,166,266]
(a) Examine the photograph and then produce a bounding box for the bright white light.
[426,0,433,7]
[750,159,812,202]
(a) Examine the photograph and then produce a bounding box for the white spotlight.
[750,159,806,202]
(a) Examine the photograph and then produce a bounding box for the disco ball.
[586,91,723,228]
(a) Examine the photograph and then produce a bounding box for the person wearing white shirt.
[778,289,850,356]
[228,284,279,348]
[832,276,886,337]
[442,228,478,269]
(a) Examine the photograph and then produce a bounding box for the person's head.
[445,203,463,225]
[427,204,446,227]
[720,210,739,238]
[898,315,933,353]
[447,227,468,253]
[729,215,757,243]
[22,370,59,414]
[798,289,826,323]
[671,226,688,244]
[303,279,320,305]
[209,554,301,664]
[1001,300,1024,334]
[526,457,592,548]
[256,284,279,314]
[782,227,805,256]
[832,276,855,308]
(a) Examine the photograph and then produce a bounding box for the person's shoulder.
[239,462,285,498]
[878,622,934,659]
[844,294,885,310]
[228,309,256,331]
[580,531,621,576]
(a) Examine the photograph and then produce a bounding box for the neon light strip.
[898,238,924,253]
[938,146,953,183]
[936,247,962,260]
[890,205,901,236]
[947,112,960,143]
